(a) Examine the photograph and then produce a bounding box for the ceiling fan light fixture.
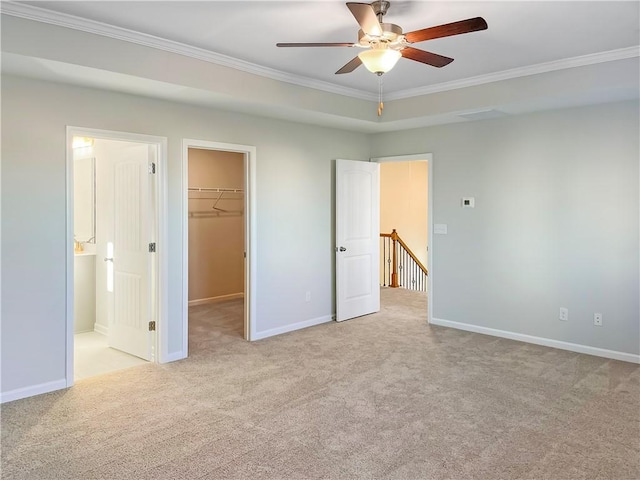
[358,48,401,74]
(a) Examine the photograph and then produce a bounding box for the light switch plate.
[434,224,448,234]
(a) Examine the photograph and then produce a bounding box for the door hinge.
[148,321,156,331]
[149,242,156,253]
[148,162,156,174]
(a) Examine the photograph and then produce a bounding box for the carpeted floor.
[2,288,639,479]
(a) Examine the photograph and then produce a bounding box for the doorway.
[181,139,256,356]
[372,153,433,322]
[66,127,168,386]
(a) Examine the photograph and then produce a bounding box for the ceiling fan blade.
[346,2,383,36]
[335,56,362,74]
[401,47,454,68]
[405,17,488,44]
[276,42,356,47]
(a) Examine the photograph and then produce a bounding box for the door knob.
[104,257,114,262]
[339,247,347,252]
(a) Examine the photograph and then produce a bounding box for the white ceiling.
[2,1,639,131]
[13,0,640,95]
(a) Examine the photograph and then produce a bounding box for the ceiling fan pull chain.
[377,73,384,117]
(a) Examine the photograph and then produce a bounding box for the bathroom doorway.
[67,128,168,385]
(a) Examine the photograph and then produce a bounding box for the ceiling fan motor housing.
[358,23,404,48]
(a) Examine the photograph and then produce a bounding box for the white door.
[335,159,380,321]
[108,145,153,360]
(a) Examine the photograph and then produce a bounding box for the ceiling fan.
[276,1,488,76]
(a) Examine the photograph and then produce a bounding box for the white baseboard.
[430,318,640,364]
[252,315,333,341]
[94,323,108,336]
[1,379,67,404]
[74,328,94,334]
[188,293,244,306]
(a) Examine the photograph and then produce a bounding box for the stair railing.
[380,229,428,292]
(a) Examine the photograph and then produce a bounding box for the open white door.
[108,144,153,360]
[336,159,380,322]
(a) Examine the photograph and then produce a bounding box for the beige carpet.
[2,288,639,479]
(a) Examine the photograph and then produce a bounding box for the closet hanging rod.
[188,187,244,193]
[189,210,244,217]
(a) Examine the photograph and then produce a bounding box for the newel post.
[390,229,399,288]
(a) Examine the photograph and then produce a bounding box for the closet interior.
[187,148,245,343]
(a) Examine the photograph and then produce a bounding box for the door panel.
[109,145,152,360]
[336,159,380,321]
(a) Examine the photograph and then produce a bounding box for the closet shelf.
[188,187,243,193]
[188,188,244,213]
[188,187,244,203]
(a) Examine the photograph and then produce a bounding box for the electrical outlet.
[305,291,311,302]
[594,313,603,326]
[559,307,568,321]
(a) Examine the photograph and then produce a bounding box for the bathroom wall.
[73,145,97,333]
[73,148,95,244]
[188,149,244,302]
[73,255,96,333]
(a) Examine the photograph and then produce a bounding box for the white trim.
[66,127,169,387]
[0,1,372,101]
[427,156,434,325]
[182,142,188,355]
[182,139,257,357]
[430,318,640,364]
[65,128,75,387]
[188,293,244,307]
[370,153,434,323]
[252,315,333,341]
[371,153,432,163]
[1,379,67,404]
[93,323,108,336]
[384,46,640,101]
[2,2,637,103]
[156,138,170,365]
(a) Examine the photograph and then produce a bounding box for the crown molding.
[0,1,377,101]
[385,45,640,101]
[2,2,638,103]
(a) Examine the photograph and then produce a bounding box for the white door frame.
[65,126,169,387]
[181,139,257,353]
[370,153,434,323]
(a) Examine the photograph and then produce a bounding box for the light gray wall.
[371,101,640,355]
[2,74,638,400]
[0,75,370,395]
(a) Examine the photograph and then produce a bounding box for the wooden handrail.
[395,234,428,275]
[380,229,428,289]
